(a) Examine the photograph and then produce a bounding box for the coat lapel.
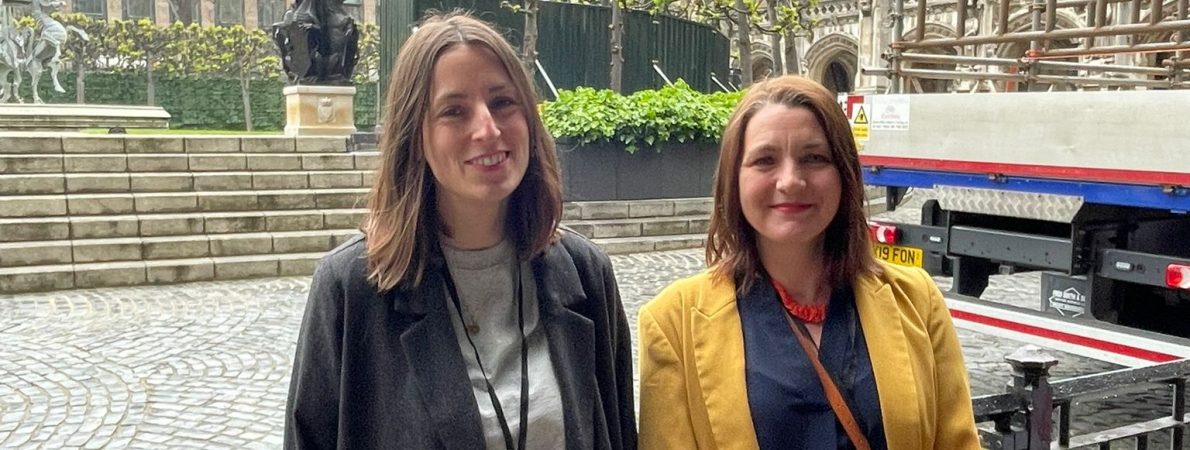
[855,273,923,450]
[534,244,596,450]
[691,275,759,449]
[395,269,487,449]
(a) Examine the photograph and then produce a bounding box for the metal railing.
[871,0,1190,91]
[973,346,1190,449]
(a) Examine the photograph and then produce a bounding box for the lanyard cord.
[443,263,530,450]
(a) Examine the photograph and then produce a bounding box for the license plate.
[872,243,923,268]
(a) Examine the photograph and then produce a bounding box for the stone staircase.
[0,134,714,295]
[0,135,371,294]
[563,198,710,254]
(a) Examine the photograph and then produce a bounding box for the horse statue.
[272,0,358,85]
[0,23,27,102]
[23,0,88,103]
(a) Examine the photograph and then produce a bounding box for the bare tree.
[733,0,753,84]
[521,0,539,80]
[609,0,624,92]
[767,0,784,76]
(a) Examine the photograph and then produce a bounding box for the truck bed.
[857,90,1190,187]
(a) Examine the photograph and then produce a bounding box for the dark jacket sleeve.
[284,258,345,450]
[603,257,639,450]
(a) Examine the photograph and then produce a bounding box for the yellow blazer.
[638,261,980,450]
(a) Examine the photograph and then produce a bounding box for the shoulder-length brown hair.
[365,11,562,292]
[706,75,878,293]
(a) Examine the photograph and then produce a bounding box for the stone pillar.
[107,0,121,19]
[855,0,892,93]
[155,0,171,25]
[244,0,258,29]
[200,0,214,25]
[362,0,376,24]
[283,85,357,136]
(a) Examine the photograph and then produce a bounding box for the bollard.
[1005,345,1060,450]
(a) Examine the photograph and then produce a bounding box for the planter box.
[556,141,719,201]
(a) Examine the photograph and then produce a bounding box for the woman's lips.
[770,202,813,214]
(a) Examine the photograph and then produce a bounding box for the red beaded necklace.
[770,279,830,325]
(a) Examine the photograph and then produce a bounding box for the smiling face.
[422,44,530,217]
[738,104,842,257]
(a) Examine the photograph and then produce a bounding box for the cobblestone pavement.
[0,245,1175,449]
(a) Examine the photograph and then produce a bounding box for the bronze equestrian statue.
[271,0,359,85]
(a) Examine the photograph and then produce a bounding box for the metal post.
[1173,379,1186,450]
[651,60,673,86]
[1027,0,1045,90]
[957,0,968,43]
[892,0,906,93]
[1005,346,1060,450]
[916,0,927,41]
[1151,0,1164,25]
[896,20,1190,49]
[1058,401,1071,447]
[1000,0,1012,35]
[1040,41,1190,57]
[1178,0,1188,84]
[710,72,732,92]
[534,59,559,100]
[1046,0,1058,49]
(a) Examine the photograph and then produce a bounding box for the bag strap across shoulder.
[783,313,873,450]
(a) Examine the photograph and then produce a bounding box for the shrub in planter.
[542,82,743,200]
[541,80,742,153]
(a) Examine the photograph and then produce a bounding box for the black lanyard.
[442,263,530,450]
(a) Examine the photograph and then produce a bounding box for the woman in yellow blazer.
[638,76,980,450]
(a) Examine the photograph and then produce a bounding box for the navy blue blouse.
[738,279,887,450]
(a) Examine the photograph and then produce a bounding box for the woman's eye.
[804,153,832,164]
[492,97,517,109]
[749,156,774,167]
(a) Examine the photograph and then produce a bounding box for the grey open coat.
[284,230,638,450]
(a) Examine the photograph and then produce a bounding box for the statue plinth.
[283,85,356,137]
[0,103,170,131]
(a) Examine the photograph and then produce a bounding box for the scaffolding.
[864,0,1190,91]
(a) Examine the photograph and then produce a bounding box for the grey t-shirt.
[442,239,566,450]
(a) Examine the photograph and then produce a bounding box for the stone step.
[0,170,374,195]
[0,151,379,174]
[0,188,369,218]
[564,215,709,239]
[562,197,713,221]
[0,229,359,268]
[0,251,332,293]
[0,209,366,242]
[591,234,707,255]
[1,134,351,155]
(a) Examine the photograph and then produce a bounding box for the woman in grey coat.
[283,12,637,450]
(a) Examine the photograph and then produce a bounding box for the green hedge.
[541,80,744,153]
[17,72,378,131]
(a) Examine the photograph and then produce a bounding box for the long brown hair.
[365,11,562,292]
[705,75,878,293]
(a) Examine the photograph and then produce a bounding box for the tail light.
[1167,263,1190,290]
[869,223,899,245]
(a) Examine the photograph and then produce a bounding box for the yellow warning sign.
[854,106,869,125]
[851,105,869,150]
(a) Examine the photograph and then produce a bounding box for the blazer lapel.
[855,274,923,450]
[534,244,596,450]
[691,276,759,449]
[395,269,486,449]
